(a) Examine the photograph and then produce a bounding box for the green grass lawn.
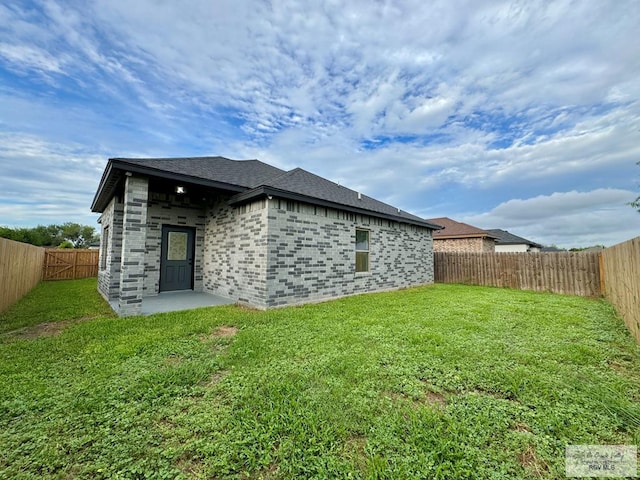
[0,279,115,334]
[1,279,638,479]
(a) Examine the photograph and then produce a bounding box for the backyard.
[0,279,638,479]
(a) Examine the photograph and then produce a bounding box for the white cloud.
[0,133,106,227]
[0,43,65,74]
[464,189,640,248]
[0,0,638,250]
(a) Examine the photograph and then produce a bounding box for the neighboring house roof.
[486,229,543,248]
[424,217,497,239]
[92,156,441,229]
[540,246,566,252]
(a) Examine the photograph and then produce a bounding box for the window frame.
[100,225,109,270]
[355,228,370,273]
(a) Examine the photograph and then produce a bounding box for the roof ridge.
[256,167,299,186]
[289,167,369,195]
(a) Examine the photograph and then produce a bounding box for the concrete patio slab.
[109,290,235,316]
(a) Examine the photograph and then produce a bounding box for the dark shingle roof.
[112,156,286,188]
[92,156,439,229]
[486,229,542,248]
[233,167,438,226]
[425,217,497,239]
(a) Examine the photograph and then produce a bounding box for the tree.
[0,223,98,248]
[60,223,98,249]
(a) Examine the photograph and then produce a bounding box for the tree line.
[0,223,99,249]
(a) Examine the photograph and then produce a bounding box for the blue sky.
[1,0,639,248]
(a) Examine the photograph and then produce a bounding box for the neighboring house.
[425,217,497,252]
[91,156,442,316]
[486,229,543,253]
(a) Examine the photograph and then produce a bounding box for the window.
[167,231,188,260]
[101,226,109,270]
[355,229,369,272]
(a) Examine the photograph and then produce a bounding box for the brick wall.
[97,196,123,300]
[264,198,434,307]
[203,197,269,307]
[145,192,207,295]
[433,237,495,253]
[118,175,149,316]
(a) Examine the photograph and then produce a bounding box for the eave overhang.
[229,186,443,230]
[91,159,247,213]
[433,233,498,240]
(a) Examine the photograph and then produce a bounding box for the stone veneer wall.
[144,192,207,296]
[203,197,269,307]
[97,196,124,301]
[118,175,149,316]
[433,237,496,253]
[264,198,434,307]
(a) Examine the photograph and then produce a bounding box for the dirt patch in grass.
[419,380,447,407]
[518,444,549,477]
[234,302,263,312]
[211,325,238,338]
[511,423,532,434]
[3,316,97,340]
[176,453,206,478]
[343,435,368,471]
[608,359,639,379]
[344,435,367,452]
[423,390,447,407]
[383,388,447,410]
[198,325,238,354]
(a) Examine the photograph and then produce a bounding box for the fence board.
[434,251,601,297]
[601,237,640,343]
[0,238,45,313]
[43,249,99,280]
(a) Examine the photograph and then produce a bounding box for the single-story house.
[486,229,543,252]
[424,217,497,252]
[91,156,442,316]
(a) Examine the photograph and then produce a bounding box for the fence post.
[598,252,605,296]
[73,251,77,280]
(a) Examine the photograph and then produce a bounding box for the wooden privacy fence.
[601,237,640,343]
[0,237,45,314]
[434,251,601,297]
[43,249,99,281]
